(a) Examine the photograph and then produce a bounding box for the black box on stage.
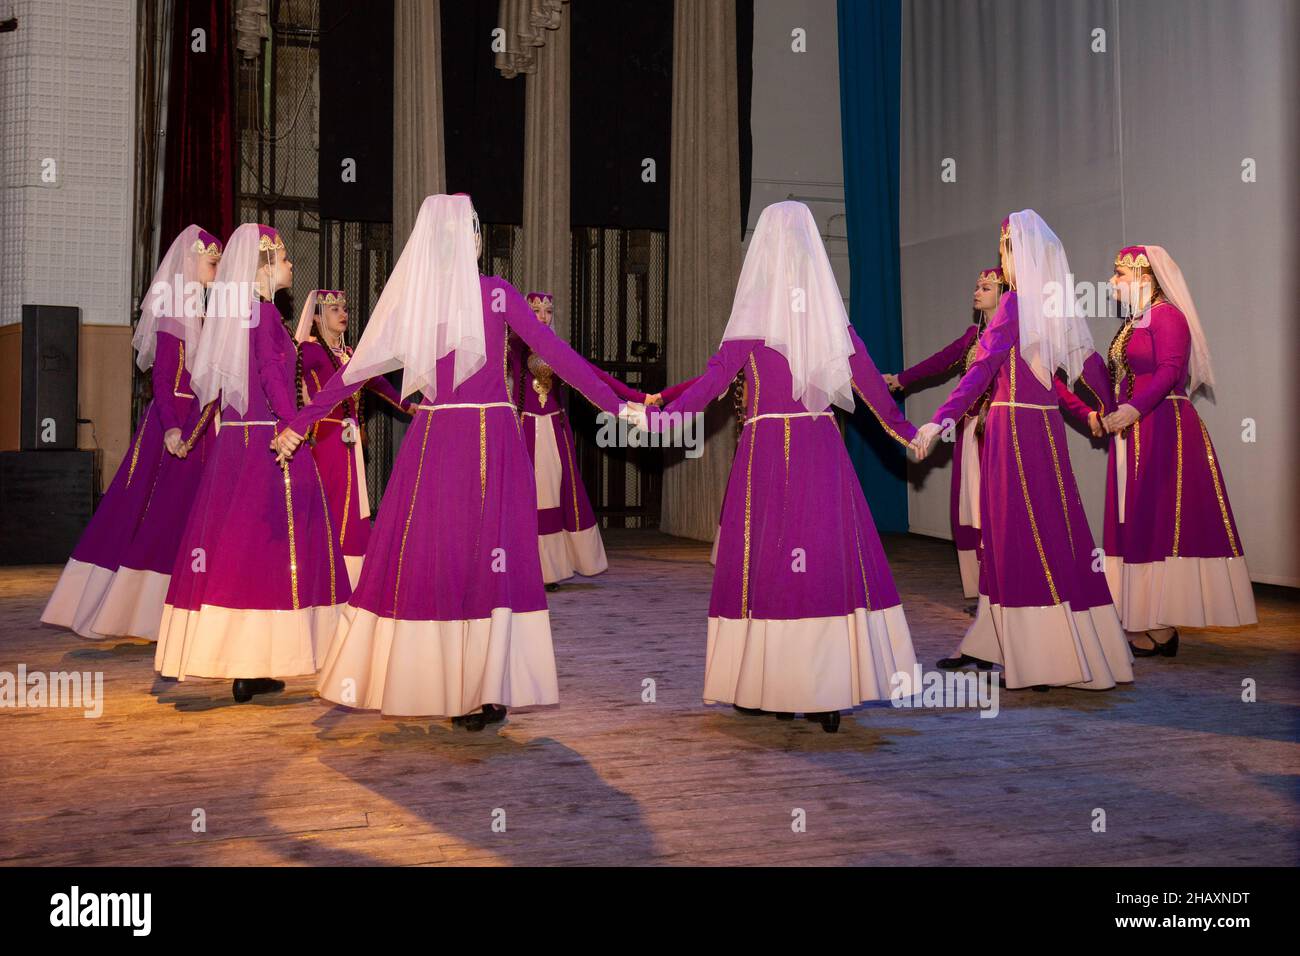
[20,304,79,450]
[0,449,97,565]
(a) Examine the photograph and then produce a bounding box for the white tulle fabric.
[1142,245,1215,395]
[134,224,208,372]
[1008,209,1094,389]
[721,201,855,414]
[190,223,265,415]
[343,194,484,401]
[294,289,319,344]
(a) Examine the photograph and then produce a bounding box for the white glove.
[617,401,649,432]
[911,422,943,460]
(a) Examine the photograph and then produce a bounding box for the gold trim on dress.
[1172,399,1184,556]
[280,460,300,610]
[1198,417,1240,557]
[1041,409,1075,557]
[740,354,760,618]
[392,411,434,616]
[851,382,912,448]
[124,410,148,488]
[1009,348,1059,604]
[313,458,337,605]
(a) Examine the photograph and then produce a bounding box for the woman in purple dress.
[276,195,631,731]
[642,201,920,732]
[43,226,222,640]
[509,290,651,588]
[294,289,412,589]
[1056,245,1256,655]
[154,224,348,703]
[913,211,1132,691]
[884,267,1006,600]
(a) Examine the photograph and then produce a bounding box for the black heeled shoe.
[937,654,994,671]
[232,678,285,703]
[545,582,560,593]
[733,704,766,716]
[454,711,487,732]
[1131,628,1179,658]
[482,704,507,724]
[1031,685,1050,693]
[774,712,795,721]
[807,711,841,733]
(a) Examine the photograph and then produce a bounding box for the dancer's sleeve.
[1129,307,1191,416]
[501,282,622,415]
[364,372,412,414]
[659,339,758,418]
[897,325,977,389]
[1053,351,1112,424]
[929,293,1016,426]
[848,325,917,447]
[660,376,701,403]
[179,398,217,451]
[151,331,186,432]
[253,308,301,429]
[591,365,649,403]
[288,362,358,435]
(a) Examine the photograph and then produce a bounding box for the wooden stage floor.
[1,531,1296,866]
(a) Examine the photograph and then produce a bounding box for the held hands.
[644,393,664,407]
[1087,411,1105,438]
[272,427,305,465]
[617,401,650,432]
[910,422,943,461]
[1101,403,1140,434]
[163,428,188,459]
[883,373,902,393]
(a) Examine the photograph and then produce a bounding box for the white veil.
[134,224,210,372]
[190,223,266,415]
[1143,245,1215,395]
[295,289,320,344]
[1009,209,1094,388]
[721,201,854,413]
[343,194,484,400]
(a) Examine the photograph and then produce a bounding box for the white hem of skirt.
[958,595,1134,690]
[538,525,608,583]
[155,602,343,680]
[92,566,171,641]
[41,558,116,640]
[1104,555,1257,631]
[957,548,979,599]
[315,604,558,717]
[703,604,917,712]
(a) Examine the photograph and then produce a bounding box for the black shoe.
[1131,628,1179,658]
[733,704,766,716]
[1031,685,1050,693]
[963,603,979,617]
[455,711,487,732]
[482,704,507,724]
[808,711,841,733]
[937,654,994,671]
[232,678,285,703]
[774,712,795,721]
[544,582,560,593]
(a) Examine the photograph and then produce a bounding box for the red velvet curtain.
[160,0,236,248]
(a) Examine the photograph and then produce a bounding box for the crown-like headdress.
[526,291,553,305]
[315,289,347,307]
[191,229,223,259]
[979,266,1005,285]
[1114,245,1151,269]
[257,225,286,254]
[999,216,1011,242]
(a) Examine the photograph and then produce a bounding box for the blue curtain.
[837,0,908,533]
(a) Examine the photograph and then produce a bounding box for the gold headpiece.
[999,222,1010,242]
[191,239,223,259]
[317,291,346,306]
[258,232,286,253]
[1114,250,1151,269]
[979,268,1004,284]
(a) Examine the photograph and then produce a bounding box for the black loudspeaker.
[0,450,97,564]
[21,304,79,451]
[318,0,394,223]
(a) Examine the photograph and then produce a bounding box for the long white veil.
[190,223,266,415]
[1143,245,1215,395]
[134,225,211,372]
[1009,209,1094,389]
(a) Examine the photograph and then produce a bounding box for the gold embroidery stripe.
[1198,417,1239,557]
[783,417,791,471]
[280,461,300,610]
[340,436,352,551]
[1042,409,1074,557]
[479,407,487,505]
[851,382,911,448]
[559,418,580,529]
[1172,399,1183,556]
[174,341,185,392]
[393,411,434,616]
[184,404,214,450]
[741,355,761,618]
[850,483,871,612]
[1010,349,1058,604]
[124,413,148,488]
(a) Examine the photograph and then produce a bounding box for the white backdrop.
[899,0,1298,587]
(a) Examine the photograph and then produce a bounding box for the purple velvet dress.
[42,331,201,640]
[929,291,1133,689]
[89,334,219,641]
[1056,302,1256,631]
[154,300,349,680]
[507,337,649,583]
[288,276,624,717]
[299,339,411,589]
[655,326,920,713]
[898,320,986,597]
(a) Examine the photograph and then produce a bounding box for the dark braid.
[314,314,360,423]
[294,341,305,411]
[730,368,746,443]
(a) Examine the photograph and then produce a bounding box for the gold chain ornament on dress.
[527,352,554,409]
